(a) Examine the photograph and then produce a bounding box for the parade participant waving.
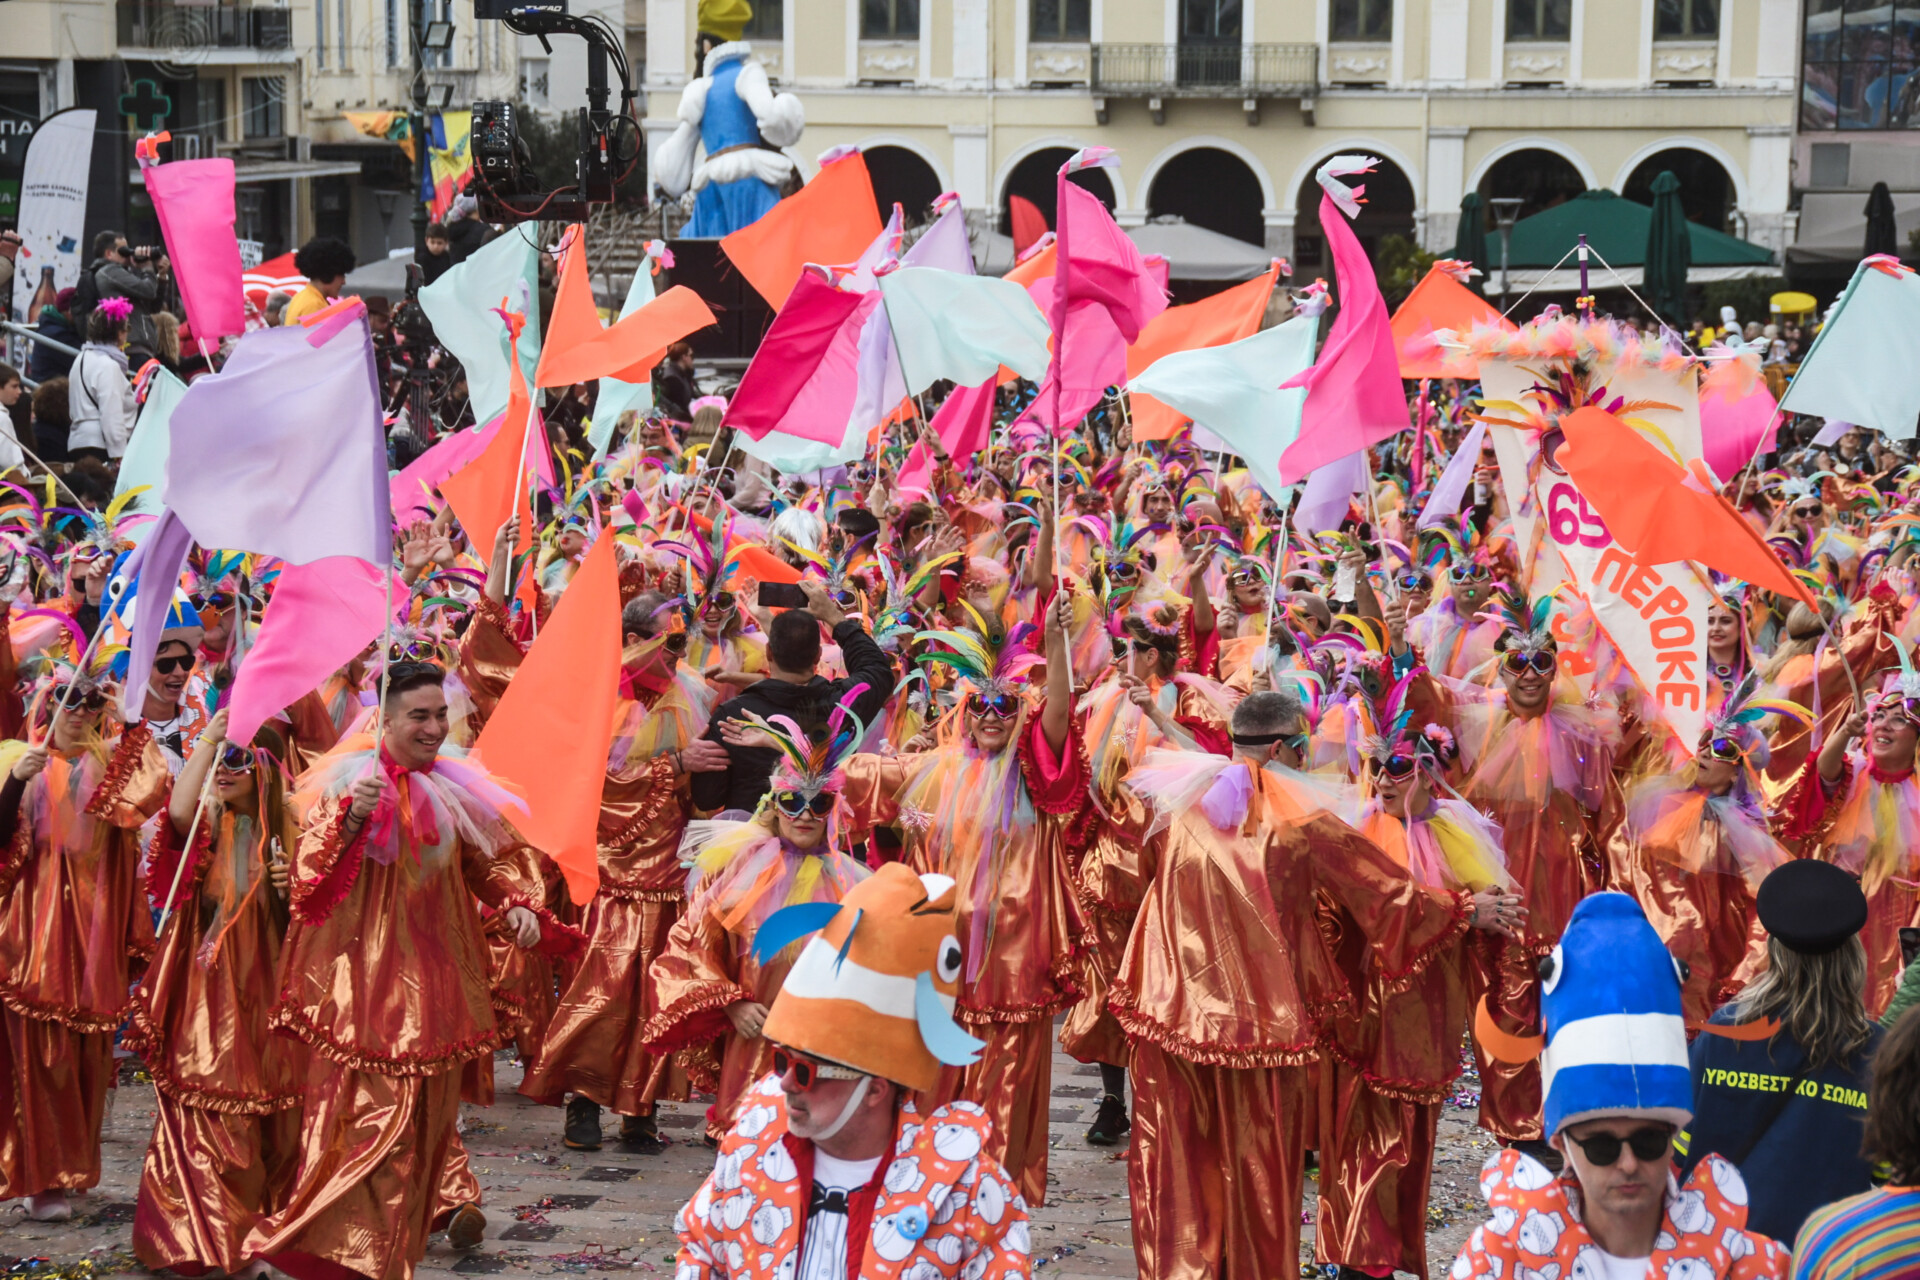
[645,694,872,1141]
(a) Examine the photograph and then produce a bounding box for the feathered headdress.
[1701,671,1809,769]
[1876,634,1920,724]
[736,687,872,805]
[913,606,1042,700]
[1072,515,1164,600]
[1482,591,1557,660]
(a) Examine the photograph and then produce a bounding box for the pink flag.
[144,158,246,341]
[1701,382,1781,484]
[895,441,935,500]
[166,307,390,565]
[725,267,877,444]
[931,378,996,459]
[225,557,406,745]
[1033,160,1167,434]
[1277,157,1411,484]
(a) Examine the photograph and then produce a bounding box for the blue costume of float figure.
[687,56,778,236]
[656,41,805,239]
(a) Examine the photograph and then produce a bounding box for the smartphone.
[1901,927,1920,968]
[757,582,809,609]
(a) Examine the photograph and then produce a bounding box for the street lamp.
[1490,196,1524,309]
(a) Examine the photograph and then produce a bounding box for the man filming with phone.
[691,577,893,818]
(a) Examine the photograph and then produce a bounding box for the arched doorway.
[1292,154,1416,276]
[864,145,944,226]
[1621,147,1736,232]
[1146,146,1264,246]
[1475,148,1587,225]
[998,146,1116,236]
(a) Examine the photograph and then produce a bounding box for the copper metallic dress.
[464,602,707,1119]
[0,725,168,1202]
[839,712,1089,1207]
[643,827,867,1139]
[1110,761,1470,1280]
[126,810,304,1274]
[248,758,576,1280]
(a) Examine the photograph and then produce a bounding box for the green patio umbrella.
[1449,192,1488,294]
[1643,171,1691,325]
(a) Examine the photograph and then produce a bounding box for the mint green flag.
[114,367,189,543]
[419,232,542,427]
[1129,313,1318,503]
[1779,259,1920,439]
[876,267,1050,394]
[589,261,659,458]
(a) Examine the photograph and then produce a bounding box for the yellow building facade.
[642,0,1797,280]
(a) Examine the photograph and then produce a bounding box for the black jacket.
[691,620,894,816]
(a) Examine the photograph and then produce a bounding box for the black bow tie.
[809,1185,850,1216]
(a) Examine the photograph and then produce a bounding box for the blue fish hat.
[1540,891,1693,1136]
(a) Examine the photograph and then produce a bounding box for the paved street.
[1,1042,1500,1279]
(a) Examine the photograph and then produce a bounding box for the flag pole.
[153,766,218,938]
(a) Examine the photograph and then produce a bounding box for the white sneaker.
[25,1191,71,1222]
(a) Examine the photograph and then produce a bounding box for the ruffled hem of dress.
[601,760,684,851]
[1376,891,1474,991]
[268,1001,508,1075]
[1017,713,1092,817]
[82,721,154,820]
[289,805,369,924]
[0,988,128,1035]
[639,983,752,1054]
[146,804,214,911]
[122,1008,301,1115]
[520,904,588,964]
[1308,1026,1460,1105]
[476,595,527,653]
[593,884,685,904]
[1109,998,1321,1068]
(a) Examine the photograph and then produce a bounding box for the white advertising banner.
[1478,354,1711,750]
[8,108,97,326]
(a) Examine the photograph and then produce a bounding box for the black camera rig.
[469,2,642,223]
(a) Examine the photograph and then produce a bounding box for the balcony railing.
[1090,42,1318,96]
[117,1,294,51]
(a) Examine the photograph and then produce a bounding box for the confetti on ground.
[1032,1244,1079,1271]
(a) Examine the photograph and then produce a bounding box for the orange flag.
[1556,406,1817,608]
[1390,264,1515,378]
[1004,240,1057,290]
[474,533,620,904]
[439,328,538,615]
[721,151,884,310]
[535,226,718,388]
[1124,264,1279,441]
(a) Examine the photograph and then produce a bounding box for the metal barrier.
[1,322,82,391]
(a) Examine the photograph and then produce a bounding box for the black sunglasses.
[707,590,736,612]
[1565,1125,1672,1167]
[190,591,232,611]
[50,684,108,712]
[154,653,197,675]
[773,789,834,817]
[636,630,690,655]
[1792,503,1822,518]
[966,691,1021,719]
[1379,752,1419,780]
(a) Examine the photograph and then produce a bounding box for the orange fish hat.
[753,862,984,1095]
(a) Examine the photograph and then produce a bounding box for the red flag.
[474,534,621,903]
[721,150,884,309]
[1009,195,1048,255]
[1556,406,1817,608]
